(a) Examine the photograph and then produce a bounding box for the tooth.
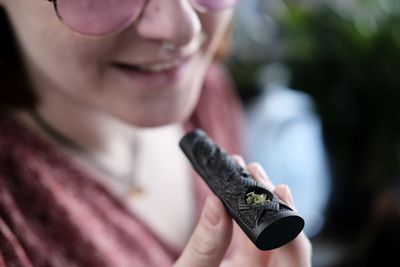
[137,61,179,72]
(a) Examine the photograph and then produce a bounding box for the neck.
[22,89,140,180]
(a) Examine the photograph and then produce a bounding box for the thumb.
[174,196,232,267]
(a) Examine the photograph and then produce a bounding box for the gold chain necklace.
[30,109,144,198]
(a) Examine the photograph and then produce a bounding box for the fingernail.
[231,155,246,167]
[204,196,220,226]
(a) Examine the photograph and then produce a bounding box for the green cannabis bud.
[246,191,269,205]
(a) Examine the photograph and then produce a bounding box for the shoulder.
[0,215,33,267]
[0,112,24,168]
[0,113,36,266]
[0,111,38,168]
[0,111,63,186]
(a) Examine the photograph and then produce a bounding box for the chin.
[116,106,195,128]
[136,112,192,128]
[106,82,202,128]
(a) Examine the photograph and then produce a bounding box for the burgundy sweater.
[0,63,243,267]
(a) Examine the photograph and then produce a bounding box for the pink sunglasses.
[46,0,239,37]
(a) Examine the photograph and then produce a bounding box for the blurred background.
[225,0,400,266]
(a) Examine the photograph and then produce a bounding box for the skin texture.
[1,0,234,171]
[1,0,312,266]
[3,0,232,131]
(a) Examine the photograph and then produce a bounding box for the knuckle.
[247,162,260,169]
[190,232,219,258]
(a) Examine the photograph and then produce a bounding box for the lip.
[112,57,192,88]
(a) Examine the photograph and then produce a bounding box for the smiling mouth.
[113,59,187,73]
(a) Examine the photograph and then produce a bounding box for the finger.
[273,184,297,211]
[174,196,233,267]
[231,154,246,168]
[246,162,275,191]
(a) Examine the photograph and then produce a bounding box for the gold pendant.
[127,186,145,199]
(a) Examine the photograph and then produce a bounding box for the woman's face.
[2,0,233,127]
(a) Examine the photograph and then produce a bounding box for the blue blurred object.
[244,82,331,237]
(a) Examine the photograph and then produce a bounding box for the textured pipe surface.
[179,129,305,250]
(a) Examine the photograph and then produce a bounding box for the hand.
[221,156,312,267]
[174,156,312,267]
[173,194,233,267]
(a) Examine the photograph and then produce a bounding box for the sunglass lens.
[55,0,145,36]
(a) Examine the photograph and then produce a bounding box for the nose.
[136,0,201,48]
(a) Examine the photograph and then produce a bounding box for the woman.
[0,0,311,266]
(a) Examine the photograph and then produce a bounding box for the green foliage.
[278,1,400,189]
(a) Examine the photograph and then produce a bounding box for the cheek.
[5,0,112,102]
[28,38,109,107]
